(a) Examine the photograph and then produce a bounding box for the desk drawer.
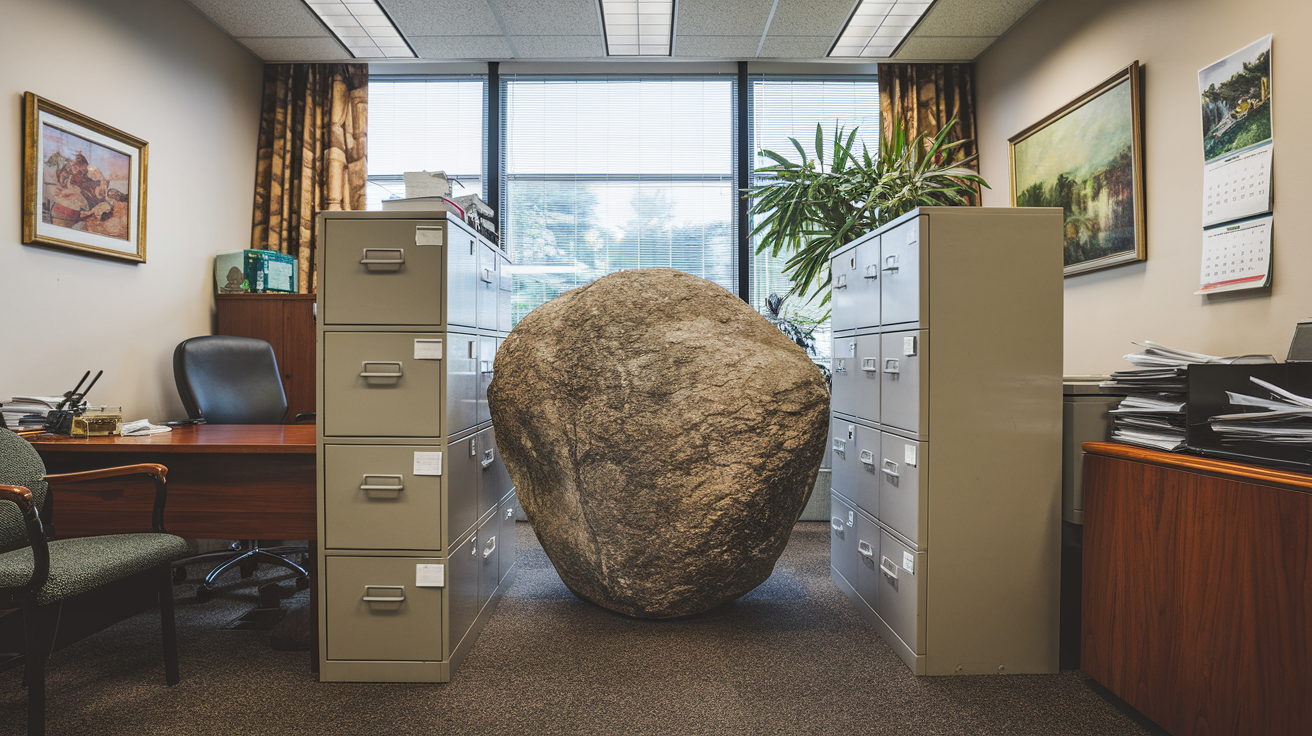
[323,332,444,438]
[830,417,878,519]
[323,445,444,551]
[321,219,446,326]
[324,555,444,662]
[880,330,928,437]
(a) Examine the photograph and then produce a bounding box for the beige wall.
[0,0,261,420]
[976,0,1310,376]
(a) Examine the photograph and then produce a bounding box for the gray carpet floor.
[0,523,1154,735]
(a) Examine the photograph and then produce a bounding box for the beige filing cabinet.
[315,210,519,683]
[827,207,1064,676]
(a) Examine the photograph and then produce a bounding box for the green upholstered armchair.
[0,428,189,736]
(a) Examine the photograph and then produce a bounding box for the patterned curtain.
[878,63,979,176]
[251,64,368,293]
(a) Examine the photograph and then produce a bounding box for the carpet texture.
[0,523,1152,735]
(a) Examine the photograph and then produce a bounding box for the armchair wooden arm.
[43,464,171,534]
[0,484,51,597]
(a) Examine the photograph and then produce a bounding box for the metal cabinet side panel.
[446,332,480,435]
[448,230,479,329]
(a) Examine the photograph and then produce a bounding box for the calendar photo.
[1200,36,1272,163]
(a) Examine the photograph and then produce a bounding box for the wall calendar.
[1196,214,1272,295]
[1202,143,1272,227]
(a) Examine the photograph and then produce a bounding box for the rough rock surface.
[488,268,830,618]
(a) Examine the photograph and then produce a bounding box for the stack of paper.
[1208,377,1312,445]
[1,396,62,430]
[1101,342,1275,451]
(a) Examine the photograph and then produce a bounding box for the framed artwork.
[22,92,148,263]
[1009,62,1145,276]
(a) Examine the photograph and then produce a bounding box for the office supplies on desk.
[43,370,104,435]
[1186,362,1312,469]
[70,406,122,437]
[121,419,171,436]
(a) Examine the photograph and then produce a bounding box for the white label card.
[907,226,918,245]
[415,226,444,246]
[413,451,443,476]
[415,564,445,587]
[905,445,918,466]
[414,339,444,360]
[903,335,917,356]
[902,551,915,574]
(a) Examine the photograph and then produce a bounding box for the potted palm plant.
[747,117,988,304]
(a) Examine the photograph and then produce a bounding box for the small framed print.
[23,92,148,263]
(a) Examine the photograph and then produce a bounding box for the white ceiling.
[182,0,1046,63]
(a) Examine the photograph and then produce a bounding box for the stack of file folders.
[1208,377,1312,445]
[1101,342,1274,452]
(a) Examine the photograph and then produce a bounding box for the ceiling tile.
[675,0,774,36]
[894,35,995,60]
[185,0,329,38]
[382,0,504,36]
[673,35,760,57]
[237,36,352,61]
[913,0,1043,37]
[766,0,857,37]
[511,35,606,57]
[492,0,600,36]
[409,35,515,58]
[758,36,833,58]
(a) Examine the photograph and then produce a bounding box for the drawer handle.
[832,439,846,458]
[882,254,900,273]
[362,585,406,603]
[483,535,497,558]
[864,264,878,279]
[834,273,847,289]
[860,449,875,466]
[360,361,403,379]
[858,540,874,558]
[360,474,404,494]
[470,539,478,555]
[360,248,405,268]
[831,516,844,531]
[481,267,496,283]
[882,460,900,479]
[481,449,495,469]
[861,358,878,373]
[880,556,899,580]
[506,507,515,520]
[883,359,900,375]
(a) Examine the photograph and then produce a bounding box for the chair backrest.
[173,336,289,425]
[0,428,47,551]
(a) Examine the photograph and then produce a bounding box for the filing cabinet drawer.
[324,555,444,662]
[829,417,879,518]
[877,529,925,655]
[448,231,479,329]
[322,219,446,326]
[477,336,496,425]
[477,515,499,606]
[880,218,922,327]
[854,236,881,329]
[880,330,928,437]
[323,445,444,551]
[853,508,882,613]
[498,492,518,584]
[476,427,502,516]
[477,244,499,330]
[830,335,854,417]
[832,334,879,424]
[447,432,480,541]
[447,532,481,647]
[830,494,859,588]
[447,333,480,435]
[879,434,926,548]
[830,248,859,333]
[323,332,444,438]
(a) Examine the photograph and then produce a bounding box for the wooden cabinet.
[215,294,316,422]
[1081,442,1312,735]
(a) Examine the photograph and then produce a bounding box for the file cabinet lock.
[506,507,515,520]
[360,248,405,270]
[880,556,900,580]
[858,540,874,559]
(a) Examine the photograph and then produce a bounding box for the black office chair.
[172,336,309,601]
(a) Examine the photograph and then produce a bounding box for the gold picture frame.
[1009,62,1146,276]
[23,92,148,263]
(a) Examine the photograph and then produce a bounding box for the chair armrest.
[43,464,171,534]
[0,484,50,597]
[293,412,316,422]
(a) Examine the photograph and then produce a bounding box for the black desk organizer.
[1186,362,1312,471]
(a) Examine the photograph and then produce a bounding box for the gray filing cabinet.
[315,210,518,683]
[827,207,1064,676]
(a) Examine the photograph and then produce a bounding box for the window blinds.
[367,76,487,208]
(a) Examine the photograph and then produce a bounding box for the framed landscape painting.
[1009,63,1145,276]
[23,92,148,263]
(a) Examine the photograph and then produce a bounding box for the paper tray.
[1185,363,1312,471]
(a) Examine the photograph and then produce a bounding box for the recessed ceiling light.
[828,0,933,59]
[304,1,416,58]
[600,0,674,56]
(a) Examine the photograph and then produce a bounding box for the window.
[501,76,735,325]
[748,76,880,357]
[367,76,486,209]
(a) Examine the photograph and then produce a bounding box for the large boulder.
[488,268,830,618]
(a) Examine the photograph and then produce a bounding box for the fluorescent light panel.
[829,1,931,58]
[601,1,674,56]
[305,1,416,58]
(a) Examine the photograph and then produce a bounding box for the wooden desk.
[28,425,315,539]
[1081,442,1311,735]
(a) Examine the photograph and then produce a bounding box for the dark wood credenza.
[1081,442,1311,736]
[215,293,315,422]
